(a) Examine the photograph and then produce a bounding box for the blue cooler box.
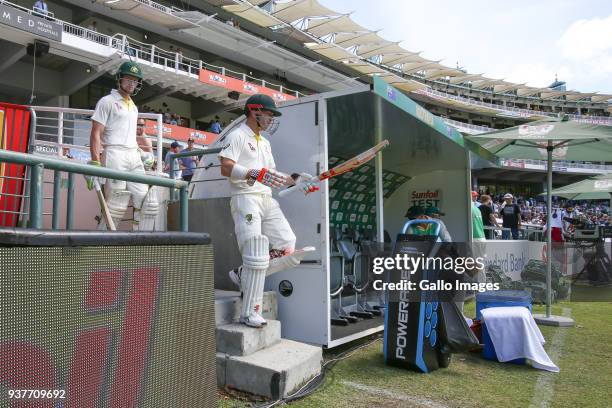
[476,290,532,364]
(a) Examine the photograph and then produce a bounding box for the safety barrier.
[167,147,222,200]
[443,118,493,134]
[0,149,189,231]
[484,225,544,241]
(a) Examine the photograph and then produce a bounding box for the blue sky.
[319,0,612,94]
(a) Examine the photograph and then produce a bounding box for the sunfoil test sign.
[410,189,441,208]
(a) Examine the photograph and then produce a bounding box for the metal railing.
[110,34,305,98]
[167,147,223,199]
[419,75,612,106]
[0,0,306,99]
[0,149,189,231]
[442,118,493,134]
[134,0,179,14]
[499,158,612,172]
[29,107,165,175]
[483,225,544,241]
[416,88,612,124]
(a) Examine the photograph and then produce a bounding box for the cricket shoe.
[239,312,267,328]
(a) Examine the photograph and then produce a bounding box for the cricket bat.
[94,179,116,231]
[279,139,390,197]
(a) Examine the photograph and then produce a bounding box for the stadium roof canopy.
[223,3,283,27]
[333,31,386,48]
[591,94,612,103]
[355,41,407,58]
[305,42,359,61]
[424,68,466,80]
[470,78,506,89]
[517,87,549,97]
[306,15,366,36]
[381,52,424,66]
[402,61,444,74]
[214,0,612,104]
[449,74,485,85]
[493,82,525,93]
[273,0,340,21]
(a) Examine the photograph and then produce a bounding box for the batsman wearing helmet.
[219,94,317,328]
[88,61,158,230]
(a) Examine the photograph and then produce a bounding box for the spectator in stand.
[88,21,97,32]
[164,109,171,124]
[62,147,73,159]
[170,114,179,126]
[176,48,184,70]
[479,195,499,239]
[226,17,235,27]
[179,138,197,182]
[500,193,521,240]
[164,141,184,179]
[33,0,48,16]
[210,116,222,134]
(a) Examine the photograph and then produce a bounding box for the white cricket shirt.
[91,89,138,148]
[219,122,276,196]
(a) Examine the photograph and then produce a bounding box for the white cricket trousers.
[230,194,296,253]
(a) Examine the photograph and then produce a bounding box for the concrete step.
[217,339,322,399]
[215,289,277,326]
[216,320,281,356]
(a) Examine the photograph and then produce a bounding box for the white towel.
[481,306,560,372]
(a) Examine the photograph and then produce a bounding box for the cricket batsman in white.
[88,61,158,231]
[219,94,317,328]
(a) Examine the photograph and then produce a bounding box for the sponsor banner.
[328,156,409,230]
[501,159,526,169]
[144,120,220,145]
[32,143,59,156]
[594,180,612,190]
[482,240,544,280]
[410,189,441,208]
[0,3,62,42]
[198,69,297,103]
[518,124,554,138]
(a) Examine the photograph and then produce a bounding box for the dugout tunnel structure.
[187,77,495,347]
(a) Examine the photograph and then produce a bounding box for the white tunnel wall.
[384,169,470,243]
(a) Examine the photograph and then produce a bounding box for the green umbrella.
[547,173,612,202]
[468,116,612,327]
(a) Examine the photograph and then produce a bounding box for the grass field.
[218,300,612,408]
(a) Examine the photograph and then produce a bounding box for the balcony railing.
[0,0,306,98]
[418,88,612,124]
[110,34,305,97]
[500,158,612,171]
[442,118,493,134]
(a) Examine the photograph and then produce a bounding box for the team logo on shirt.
[247,142,256,152]
[245,214,253,224]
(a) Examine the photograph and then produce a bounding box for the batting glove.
[85,160,103,191]
[247,168,287,188]
[293,173,320,195]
